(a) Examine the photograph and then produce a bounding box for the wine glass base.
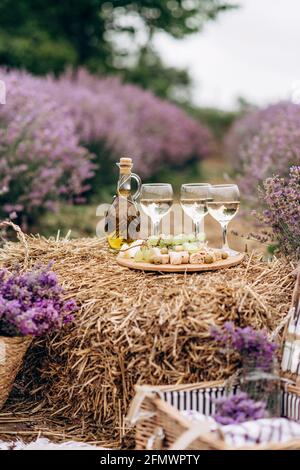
[223,247,240,256]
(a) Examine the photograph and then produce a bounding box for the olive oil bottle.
[105,158,141,250]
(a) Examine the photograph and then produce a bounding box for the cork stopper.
[119,157,133,174]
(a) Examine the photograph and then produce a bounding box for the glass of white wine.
[180,183,211,237]
[140,183,173,236]
[207,184,240,255]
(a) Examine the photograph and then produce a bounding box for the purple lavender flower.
[214,392,268,425]
[0,264,76,337]
[0,66,217,220]
[44,69,216,178]
[225,101,300,205]
[0,68,95,226]
[258,166,300,257]
[0,67,215,225]
[211,322,277,369]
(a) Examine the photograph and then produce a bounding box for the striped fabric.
[282,389,300,422]
[181,411,300,446]
[162,385,238,416]
[223,418,300,447]
[162,386,300,423]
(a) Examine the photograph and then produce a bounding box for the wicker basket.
[0,335,32,409]
[128,380,300,450]
[127,268,300,450]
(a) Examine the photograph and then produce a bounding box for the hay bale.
[0,235,296,445]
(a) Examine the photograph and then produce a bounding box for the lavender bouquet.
[211,323,280,415]
[0,264,76,337]
[258,166,300,258]
[214,392,268,425]
[211,322,277,370]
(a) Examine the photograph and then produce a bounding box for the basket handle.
[146,426,165,450]
[126,385,160,425]
[170,422,219,450]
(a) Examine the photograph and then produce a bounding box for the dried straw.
[0,233,296,446]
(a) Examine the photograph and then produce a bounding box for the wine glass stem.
[195,221,201,237]
[153,221,160,236]
[221,223,229,250]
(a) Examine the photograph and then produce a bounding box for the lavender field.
[1,66,299,258]
[0,0,300,454]
[0,68,215,226]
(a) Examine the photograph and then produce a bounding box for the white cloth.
[0,438,107,450]
[182,410,300,447]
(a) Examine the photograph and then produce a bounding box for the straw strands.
[0,234,296,446]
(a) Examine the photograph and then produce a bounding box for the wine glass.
[180,183,211,237]
[207,184,240,255]
[140,183,173,236]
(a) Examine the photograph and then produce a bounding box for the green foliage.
[122,46,191,101]
[85,141,119,203]
[0,31,77,75]
[187,106,239,140]
[38,204,98,238]
[0,0,108,66]
[108,1,237,39]
[151,160,203,194]
[0,0,237,97]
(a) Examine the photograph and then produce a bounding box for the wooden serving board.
[116,252,245,273]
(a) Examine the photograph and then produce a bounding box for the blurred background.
[0,0,299,255]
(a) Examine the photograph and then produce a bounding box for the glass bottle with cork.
[105,157,141,250]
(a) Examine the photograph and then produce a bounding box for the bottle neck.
[117,168,132,197]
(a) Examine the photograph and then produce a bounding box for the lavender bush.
[0,68,215,221]
[0,264,76,337]
[259,166,300,257]
[0,69,95,226]
[225,102,300,204]
[214,392,268,425]
[211,322,277,369]
[47,69,216,178]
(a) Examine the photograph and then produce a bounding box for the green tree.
[121,46,191,101]
[0,1,237,93]
[0,0,109,74]
[107,1,237,40]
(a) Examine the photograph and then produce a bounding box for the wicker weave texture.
[133,382,300,450]
[0,336,32,409]
[132,268,300,450]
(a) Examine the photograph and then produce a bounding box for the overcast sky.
[154,0,300,110]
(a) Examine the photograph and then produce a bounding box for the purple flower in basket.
[0,263,77,337]
[214,392,268,425]
[211,322,277,369]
